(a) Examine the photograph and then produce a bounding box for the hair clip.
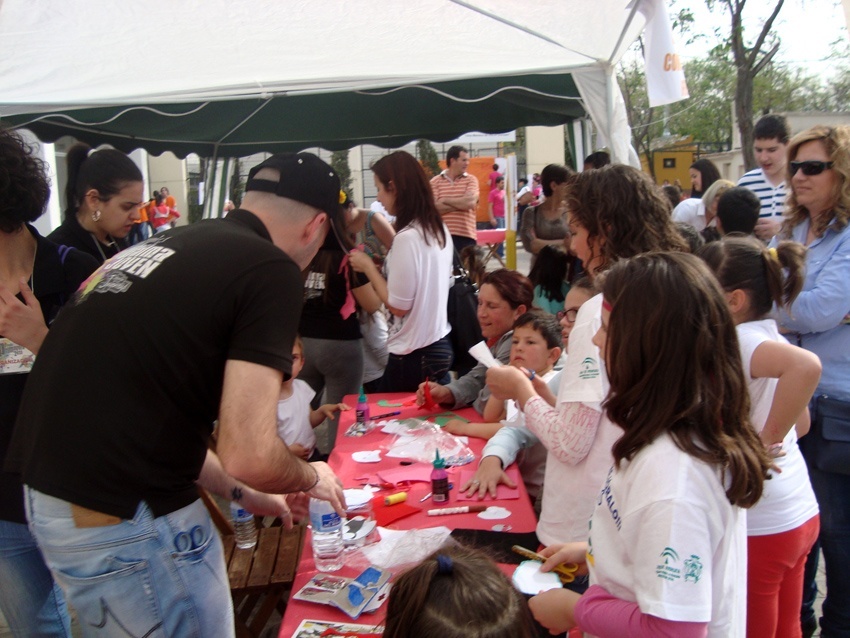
[436,554,453,575]
[767,247,778,261]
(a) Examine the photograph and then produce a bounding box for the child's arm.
[481,393,507,423]
[571,586,709,638]
[750,340,822,445]
[288,443,311,460]
[443,419,503,440]
[309,402,352,428]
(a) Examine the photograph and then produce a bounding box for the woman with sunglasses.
[771,125,850,637]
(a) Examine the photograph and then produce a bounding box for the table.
[476,228,507,268]
[278,392,537,636]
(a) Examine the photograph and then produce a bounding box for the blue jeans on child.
[380,336,452,392]
[25,488,234,638]
[0,518,71,637]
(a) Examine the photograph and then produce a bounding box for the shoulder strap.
[57,244,73,265]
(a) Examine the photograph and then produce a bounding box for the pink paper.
[377,464,433,485]
[455,466,521,501]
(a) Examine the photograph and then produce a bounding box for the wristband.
[303,465,320,493]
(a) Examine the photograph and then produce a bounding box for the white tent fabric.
[0,0,647,165]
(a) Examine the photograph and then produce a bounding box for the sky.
[674,0,848,80]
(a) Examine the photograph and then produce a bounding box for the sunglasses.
[790,160,834,176]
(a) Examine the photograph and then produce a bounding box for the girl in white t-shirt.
[701,237,821,638]
[529,253,772,637]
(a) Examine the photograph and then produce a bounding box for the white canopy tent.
[0,0,646,168]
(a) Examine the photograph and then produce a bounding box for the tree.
[618,49,660,179]
[710,0,785,171]
[416,139,441,178]
[330,150,352,198]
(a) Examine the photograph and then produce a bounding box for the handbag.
[446,248,483,376]
[800,394,850,475]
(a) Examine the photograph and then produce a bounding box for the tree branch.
[752,41,780,76]
[747,0,785,68]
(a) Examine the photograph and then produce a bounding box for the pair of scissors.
[173,525,206,552]
[511,545,579,584]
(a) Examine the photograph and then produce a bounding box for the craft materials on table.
[476,506,511,520]
[291,619,384,638]
[369,410,401,420]
[351,450,382,463]
[430,450,450,503]
[426,504,488,516]
[376,399,404,407]
[292,566,391,620]
[383,492,407,505]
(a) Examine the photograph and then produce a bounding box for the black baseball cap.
[246,152,343,224]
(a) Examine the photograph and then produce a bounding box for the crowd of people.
[0,115,848,637]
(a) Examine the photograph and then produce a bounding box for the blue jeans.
[380,336,452,392]
[806,467,850,636]
[0,519,71,637]
[26,489,234,638]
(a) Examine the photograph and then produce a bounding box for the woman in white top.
[701,236,821,638]
[349,151,453,392]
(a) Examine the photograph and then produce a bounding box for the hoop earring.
[92,210,102,222]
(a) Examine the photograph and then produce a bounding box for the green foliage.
[416,139,441,178]
[330,150,352,198]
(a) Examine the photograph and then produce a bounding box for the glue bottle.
[355,386,370,424]
[431,450,449,503]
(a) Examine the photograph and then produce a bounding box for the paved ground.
[0,240,827,636]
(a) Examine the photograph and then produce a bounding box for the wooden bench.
[200,489,305,638]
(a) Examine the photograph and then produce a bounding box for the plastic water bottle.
[309,497,344,572]
[230,502,258,549]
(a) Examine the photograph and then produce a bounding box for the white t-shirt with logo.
[737,319,819,535]
[587,433,746,636]
[275,379,317,453]
[537,294,621,545]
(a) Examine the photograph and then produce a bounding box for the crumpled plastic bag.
[382,419,475,466]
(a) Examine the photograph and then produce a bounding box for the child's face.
[592,304,611,369]
[510,325,558,374]
[290,343,304,379]
[560,287,594,348]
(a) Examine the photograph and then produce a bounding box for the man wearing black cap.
[8,153,346,635]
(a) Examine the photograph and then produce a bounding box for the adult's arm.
[348,250,406,317]
[216,359,344,513]
[774,231,850,333]
[370,212,396,250]
[196,449,294,527]
[519,205,537,252]
[0,279,48,354]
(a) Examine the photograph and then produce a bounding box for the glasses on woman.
[790,160,834,176]
[557,308,579,323]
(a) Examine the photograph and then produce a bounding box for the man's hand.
[460,456,516,499]
[306,462,345,516]
[0,279,48,354]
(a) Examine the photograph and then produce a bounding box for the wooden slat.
[228,546,254,589]
[221,534,236,567]
[246,528,280,587]
[272,524,305,584]
[248,588,285,636]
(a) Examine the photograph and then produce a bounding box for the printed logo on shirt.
[683,555,703,583]
[598,467,622,530]
[578,356,600,380]
[74,239,176,303]
[655,547,682,582]
[304,271,327,301]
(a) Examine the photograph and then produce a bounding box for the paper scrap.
[512,560,563,595]
[468,341,502,369]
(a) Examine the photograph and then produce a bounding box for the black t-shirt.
[47,213,128,264]
[9,210,302,519]
[299,249,369,341]
[0,227,99,523]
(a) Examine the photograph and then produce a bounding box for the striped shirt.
[737,168,787,220]
[430,170,479,240]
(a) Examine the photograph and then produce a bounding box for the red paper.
[455,466,521,501]
[371,500,420,527]
[377,464,432,485]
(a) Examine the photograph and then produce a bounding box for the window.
[663,158,676,169]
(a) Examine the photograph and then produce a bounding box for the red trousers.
[747,515,820,638]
